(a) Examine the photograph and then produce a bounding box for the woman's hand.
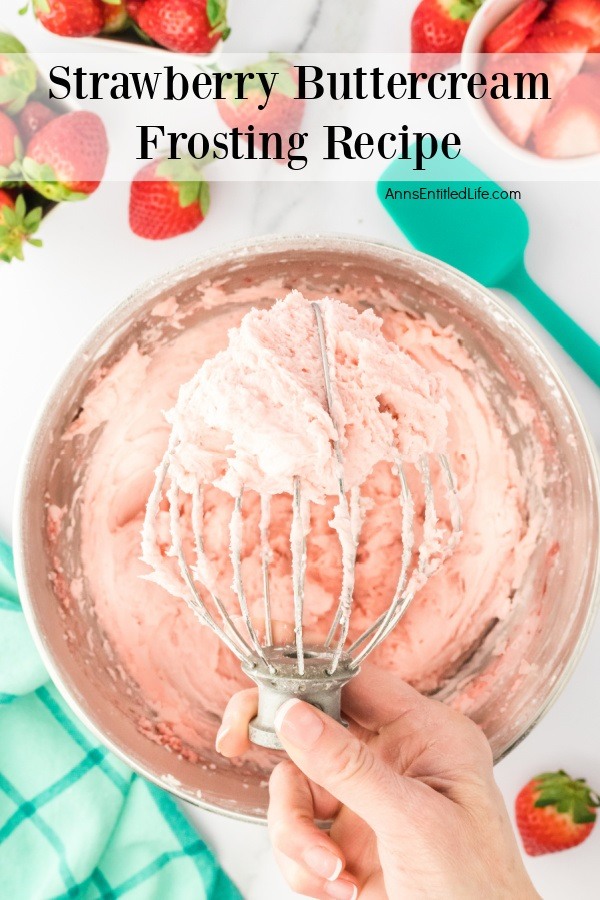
[216,668,538,900]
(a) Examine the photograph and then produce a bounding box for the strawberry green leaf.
[2,207,18,227]
[237,59,298,98]
[448,0,483,22]
[0,41,38,113]
[176,180,201,208]
[153,156,211,212]
[199,178,210,217]
[33,0,52,14]
[0,159,25,185]
[157,155,207,181]
[101,0,121,5]
[535,796,562,806]
[0,248,23,263]
[532,770,599,824]
[573,809,597,825]
[206,0,228,29]
[274,68,298,99]
[22,156,88,202]
[0,191,43,262]
[0,34,28,53]
[22,157,57,185]
[24,207,42,228]
[14,193,25,217]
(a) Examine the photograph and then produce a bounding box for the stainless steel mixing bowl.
[14,236,600,823]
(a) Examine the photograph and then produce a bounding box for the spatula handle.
[501,263,600,387]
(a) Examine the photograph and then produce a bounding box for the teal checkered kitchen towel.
[0,540,242,900]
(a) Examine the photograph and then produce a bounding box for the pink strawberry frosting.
[56,282,546,760]
[165,291,448,502]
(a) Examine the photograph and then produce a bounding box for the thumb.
[274,698,413,829]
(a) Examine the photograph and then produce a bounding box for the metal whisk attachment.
[142,302,462,749]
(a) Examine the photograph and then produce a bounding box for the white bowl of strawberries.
[0,32,109,264]
[29,0,229,61]
[462,0,600,163]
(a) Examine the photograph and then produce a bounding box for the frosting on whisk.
[141,292,461,748]
[166,291,449,504]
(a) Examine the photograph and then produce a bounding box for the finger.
[342,664,429,732]
[274,698,417,828]
[269,760,343,881]
[216,688,257,757]
[215,684,372,760]
[274,849,358,900]
[343,668,493,789]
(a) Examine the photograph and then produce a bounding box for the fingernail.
[215,724,231,754]
[273,699,324,749]
[303,846,343,881]
[324,879,358,900]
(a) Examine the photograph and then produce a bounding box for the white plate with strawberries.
[462,0,600,164]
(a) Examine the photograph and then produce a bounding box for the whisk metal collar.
[242,647,356,750]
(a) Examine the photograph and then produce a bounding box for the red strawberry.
[514,19,594,118]
[533,72,600,156]
[483,53,554,145]
[583,47,600,69]
[0,33,38,115]
[484,29,596,149]
[411,0,483,75]
[216,58,304,158]
[0,190,43,263]
[516,770,599,855]
[0,188,14,212]
[0,109,20,168]
[126,0,145,22]
[549,0,600,45]
[23,111,109,201]
[18,101,56,144]
[129,157,209,240]
[32,0,104,38]
[519,16,594,52]
[102,0,129,32]
[483,0,548,54]
[137,0,229,53]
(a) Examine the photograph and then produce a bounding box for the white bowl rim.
[461,0,600,169]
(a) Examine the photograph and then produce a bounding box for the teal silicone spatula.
[377,149,600,387]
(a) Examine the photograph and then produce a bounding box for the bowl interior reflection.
[16,238,599,822]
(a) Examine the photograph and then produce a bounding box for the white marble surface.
[1,1,600,897]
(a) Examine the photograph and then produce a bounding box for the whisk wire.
[311,301,363,675]
[190,485,256,659]
[291,477,307,674]
[142,443,252,662]
[142,301,462,749]
[231,491,275,673]
[259,494,273,647]
[166,478,250,664]
[347,453,415,665]
[349,451,462,667]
